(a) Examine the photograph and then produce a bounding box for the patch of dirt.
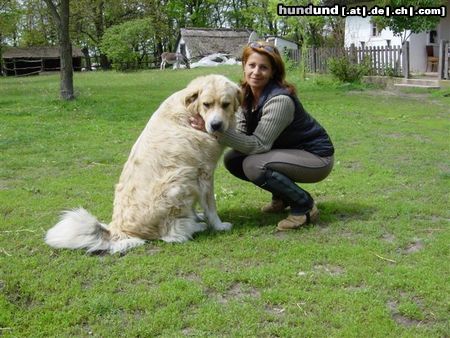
[82,323,94,336]
[5,283,40,309]
[402,240,424,254]
[348,89,430,100]
[313,264,345,276]
[213,283,261,304]
[387,300,423,327]
[339,231,357,239]
[343,160,364,170]
[181,328,195,336]
[146,245,162,255]
[344,285,367,292]
[380,233,396,243]
[265,305,286,316]
[273,230,291,240]
[181,273,202,283]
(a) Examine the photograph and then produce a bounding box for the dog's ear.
[184,90,198,107]
[233,86,243,112]
[184,90,200,114]
[184,78,203,111]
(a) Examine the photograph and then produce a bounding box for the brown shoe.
[276,204,319,231]
[261,199,287,213]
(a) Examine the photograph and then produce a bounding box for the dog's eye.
[222,102,230,109]
[203,102,211,108]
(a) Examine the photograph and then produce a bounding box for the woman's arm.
[218,95,294,154]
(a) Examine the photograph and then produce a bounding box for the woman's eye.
[203,103,211,108]
[222,102,230,109]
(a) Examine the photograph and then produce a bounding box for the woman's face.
[244,51,273,93]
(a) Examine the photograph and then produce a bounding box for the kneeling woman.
[191,42,334,230]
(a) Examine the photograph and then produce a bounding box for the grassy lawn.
[1,67,449,337]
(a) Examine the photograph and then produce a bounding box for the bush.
[101,18,155,71]
[328,56,372,83]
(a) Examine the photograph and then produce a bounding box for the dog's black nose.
[210,121,223,131]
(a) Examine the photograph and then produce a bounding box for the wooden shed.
[2,46,83,76]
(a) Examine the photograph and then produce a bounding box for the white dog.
[45,74,242,254]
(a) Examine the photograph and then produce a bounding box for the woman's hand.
[189,114,206,132]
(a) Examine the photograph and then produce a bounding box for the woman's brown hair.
[241,41,296,98]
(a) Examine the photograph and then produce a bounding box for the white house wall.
[344,16,404,47]
[345,14,450,73]
[437,14,450,42]
[409,33,427,73]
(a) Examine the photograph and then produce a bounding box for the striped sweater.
[218,95,295,155]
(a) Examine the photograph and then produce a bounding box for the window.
[429,30,438,44]
[371,23,380,37]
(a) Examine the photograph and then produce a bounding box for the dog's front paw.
[195,222,208,232]
[213,222,232,231]
[194,212,205,222]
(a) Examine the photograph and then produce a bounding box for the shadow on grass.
[317,200,377,224]
[90,200,376,253]
[219,200,376,229]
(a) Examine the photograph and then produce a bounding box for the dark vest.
[243,82,334,157]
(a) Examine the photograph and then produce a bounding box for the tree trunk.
[93,0,111,70]
[59,0,74,100]
[0,34,3,76]
[99,53,111,70]
[44,0,74,100]
[81,47,92,71]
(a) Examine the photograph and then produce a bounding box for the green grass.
[1,67,449,337]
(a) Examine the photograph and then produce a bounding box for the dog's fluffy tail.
[45,208,145,254]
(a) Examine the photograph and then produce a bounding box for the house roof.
[2,46,83,59]
[179,28,253,59]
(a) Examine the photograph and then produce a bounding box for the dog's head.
[185,75,243,134]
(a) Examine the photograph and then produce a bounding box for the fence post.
[311,46,316,73]
[402,41,410,79]
[444,41,449,80]
[349,43,357,64]
[438,39,445,80]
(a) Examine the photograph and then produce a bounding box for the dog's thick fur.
[45,75,242,254]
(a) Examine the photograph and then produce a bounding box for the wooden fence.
[2,57,83,76]
[288,45,404,76]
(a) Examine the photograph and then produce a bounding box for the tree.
[0,0,21,75]
[101,18,154,70]
[372,0,445,44]
[43,0,74,100]
[21,0,58,46]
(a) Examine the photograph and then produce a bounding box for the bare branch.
[43,0,61,27]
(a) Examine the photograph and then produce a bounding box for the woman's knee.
[224,150,249,181]
[242,156,266,183]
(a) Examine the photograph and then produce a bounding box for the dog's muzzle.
[206,114,226,133]
[210,120,223,132]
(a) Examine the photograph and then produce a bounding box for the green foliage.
[100,18,154,71]
[373,0,445,41]
[384,66,397,77]
[328,56,372,83]
[0,0,21,39]
[21,0,58,46]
